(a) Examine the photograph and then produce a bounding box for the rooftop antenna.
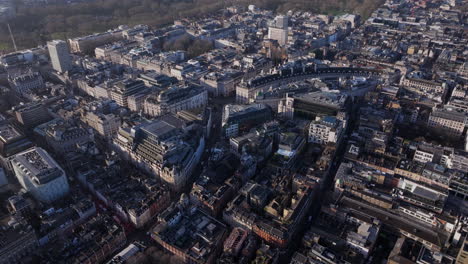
[7,23,18,52]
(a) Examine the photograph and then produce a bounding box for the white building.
[428,106,467,137]
[309,116,344,145]
[12,147,69,203]
[268,15,288,46]
[47,40,72,73]
[82,112,121,139]
[144,84,207,117]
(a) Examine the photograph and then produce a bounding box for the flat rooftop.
[0,124,22,143]
[141,120,177,139]
[12,147,63,184]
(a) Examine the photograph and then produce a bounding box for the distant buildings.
[47,40,72,73]
[0,2,467,264]
[68,28,125,54]
[11,147,69,203]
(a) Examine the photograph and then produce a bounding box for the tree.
[187,39,214,58]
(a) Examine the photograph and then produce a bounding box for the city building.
[394,178,448,214]
[223,227,249,256]
[152,200,227,264]
[110,79,146,108]
[48,214,126,264]
[400,77,447,103]
[456,236,468,264]
[428,106,467,137]
[82,111,121,139]
[68,28,124,54]
[279,92,349,120]
[272,132,306,169]
[200,71,243,97]
[115,116,205,190]
[449,174,468,200]
[144,84,207,117]
[77,167,171,228]
[222,104,272,138]
[11,147,69,203]
[107,243,145,264]
[127,89,150,113]
[268,15,289,46]
[308,116,344,145]
[450,150,468,173]
[13,102,52,129]
[47,40,72,73]
[36,119,94,155]
[0,122,33,173]
[8,70,45,97]
[0,222,38,264]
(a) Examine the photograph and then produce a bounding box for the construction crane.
[7,23,17,52]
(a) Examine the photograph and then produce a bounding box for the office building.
[428,106,467,137]
[68,29,124,54]
[82,111,121,139]
[127,89,150,113]
[8,70,45,97]
[115,116,205,190]
[47,40,72,73]
[268,15,288,46]
[38,119,94,155]
[14,102,52,129]
[11,147,69,203]
[279,92,349,120]
[200,71,243,97]
[309,116,344,145]
[110,79,146,108]
[0,122,33,174]
[0,123,33,158]
[144,84,207,117]
[222,104,272,138]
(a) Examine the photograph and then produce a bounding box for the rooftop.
[12,147,64,184]
[0,123,22,143]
